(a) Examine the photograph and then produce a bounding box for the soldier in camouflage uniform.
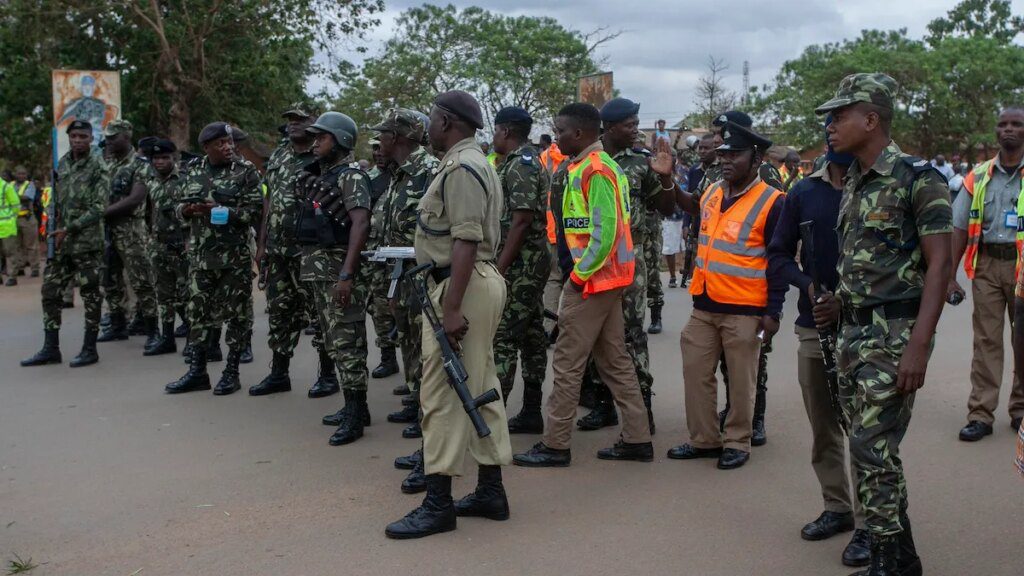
[97,120,159,348]
[294,112,373,446]
[165,122,263,396]
[490,106,551,434]
[22,120,107,368]
[365,137,400,380]
[814,73,951,575]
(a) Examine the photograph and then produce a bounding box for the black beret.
[137,136,159,152]
[66,119,92,134]
[434,90,484,130]
[712,110,753,129]
[494,106,532,126]
[600,98,641,123]
[150,138,177,155]
[198,121,232,145]
[717,121,772,152]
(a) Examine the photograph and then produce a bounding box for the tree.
[926,0,1023,44]
[691,57,738,130]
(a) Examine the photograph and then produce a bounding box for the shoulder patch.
[520,154,534,165]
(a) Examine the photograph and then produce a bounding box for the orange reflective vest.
[541,144,567,245]
[690,180,784,307]
[961,158,1024,279]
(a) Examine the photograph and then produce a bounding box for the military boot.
[386,474,456,539]
[577,386,618,431]
[329,390,368,445]
[372,347,399,378]
[308,347,340,398]
[647,305,663,334]
[642,388,656,435]
[144,322,178,356]
[393,383,411,396]
[21,329,62,366]
[507,386,544,434]
[166,347,211,394]
[97,311,129,342]
[850,534,900,576]
[401,455,427,494]
[454,465,509,521]
[388,389,419,423]
[402,421,422,438]
[897,509,922,576]
[127,309,146,336]
[751,385,767,447]
[239,342,253,364]
[249,352,292,396]
[100,312,111,328]
[206,326,223,362]
[394,448,423,470]
[69,329,99,367]
[322,390,352,427]
[174,308,188,338]
[142,317,161,352]
[213,349,242,396]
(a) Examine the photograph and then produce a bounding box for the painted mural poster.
[577,72,613,109]
[51,70,121,165]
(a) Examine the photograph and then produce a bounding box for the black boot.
[386,474,456,539]
[402,421,422,439]
[166,347,210,393]
[206,326,223,362]
[322,390,352,427]
[127,310,146,336]
[401,451,427,493]
[21,329,62,366]
[389,390,419,423]
[372,347,400,378]
[174,308,189,338]
[642,388,656,435]
[897,509,922,576]
[239,342,253,364]
[308,348,340,398]
[329,390,368,445]
[181,339,194,361]
[142,317,161,352]
[100,312,111,328]
[850,534,900,576]
[144,322,178,356]
[577,395,618,431]
[213,349,241,395]
[69,329,99,367]
[454,465,509,520]
[508,386,544,434]
[393,383,411,396]
[97,311,129,342]
[647,306,663,334]
[395,448,423,470]
[249,352,292,395]
[751,385,767,447]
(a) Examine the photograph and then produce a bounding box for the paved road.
[1,271,1021,576]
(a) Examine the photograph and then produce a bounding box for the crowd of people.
[6,71,1024,575]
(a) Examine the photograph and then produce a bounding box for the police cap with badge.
[714,110,772,152]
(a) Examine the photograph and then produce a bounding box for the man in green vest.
[11,166,40,278]
[0,176,20,285]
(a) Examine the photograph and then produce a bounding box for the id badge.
[1005,210,1018,229]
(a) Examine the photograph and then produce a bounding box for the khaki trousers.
[421,262,511,476]
[796,326,863,524]
[967,250,1024,424]
[15,215,40,273]
[682,309,760,452]
[542,242,562,332]
[543,284,651,450]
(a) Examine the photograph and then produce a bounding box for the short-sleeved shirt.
[105,152,153,225]
[612,146,664,241]
[496,143,548,252]
[415,137,503,267]
[299,158,372,282]
[836,142,953,309]
[951,157,1023,245]
[264,141,316,257]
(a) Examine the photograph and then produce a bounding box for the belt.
[430,266,451,283]
[982,243,1017,261]
[842,299,920,326]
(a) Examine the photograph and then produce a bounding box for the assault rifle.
[362,246,417,299]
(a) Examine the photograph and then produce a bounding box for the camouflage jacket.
[836,142,952,309]
[106,152,153,226]
[694,162,723,200]
[613,146,663,242]
[177,156,262,270]
[759,162,785,191]
[54,151,108,255]
[376,146,438,248]
[264,141,316,257]
[367,165,394,250]
[299,157,373,282]
[149,167,185,244]
[497,143,548,254]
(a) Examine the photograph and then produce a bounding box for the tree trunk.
[167,89,191,151]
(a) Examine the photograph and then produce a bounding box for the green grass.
[6,554,38,574]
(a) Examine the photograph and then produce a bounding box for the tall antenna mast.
[742,60,750,105]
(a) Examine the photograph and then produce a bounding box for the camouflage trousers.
[307,278,369,392]
[187,263,253,353]
[105,221,157,319]
[42,249,103,332]
[265,252,317,356]
[366,261,398,350]
[393,274,423,391]
[589,252,653,393]
[644,213,664,310]
[493,247,551,400]
[151,241,188,326]
[837,315,917,537]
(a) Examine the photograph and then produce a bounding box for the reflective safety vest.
[562,149,634,296]
[690,180,784,307]
[541,144,567,244]
[962,157,1024,279]
[15,182,32,216]
[779,165,803,190]
[0,180,19,238]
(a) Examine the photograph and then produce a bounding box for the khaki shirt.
[415,137,503,267]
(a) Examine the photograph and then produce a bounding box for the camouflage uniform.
[835,141,951,537]
[759,162,785,191]
[493,143,551,400]
[148,167,188,326]
[42,151,107,331]
[366,165,398,351]
[104,152,157,320]
[177,156,262,354]
[644,206,664,311]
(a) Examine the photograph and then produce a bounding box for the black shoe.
[308,348,340,398]
[144,322,177,356]
[372,348,399,378]
[801,511,855,541]
[513,442,571,467]
[21,329,62,366]
[239,343,253,364]
[647,306,662,334]
[395,449,422,470]
[100,313,111,328]
[97,312,129,342]
[717,448,749,470]
[958,420,993,442]
[386,474,456,539]
[69,329,99,367]
[213,350,242,395]
[578,385,598,410]
[403,422,422,439]
[752,385,767,446]
[849,534,900,576]
[5,277,17,286]
[718,406,729,433]
[642,388,655,435]
[668,277,677,288]
[401,394,418,407]
[389,403,419,423]
[166,348,211,394]
[401,457,427,494]
[141,317,160,351]
[174,320,189,338]
[249,353,292,395]
[127,311,146,336]
[393,383,411,396]
[666,444,722,460]
[329,390,368,445]
[576,401,618,431]
[1011,416,1022,433]
[322,408,346,427]
[508,387,544,434]
[843,529,871,568]
[454,465,509,521]
[597,440,654,462]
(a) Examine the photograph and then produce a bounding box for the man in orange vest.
[539,137,567,336]
[513,103,652,467]
[668,119,785,470]
[951,106,1024,441]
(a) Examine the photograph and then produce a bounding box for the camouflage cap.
[815,73,897,115]
[282,102,317,119]
[371,108,426,142]
[103,119,133,136]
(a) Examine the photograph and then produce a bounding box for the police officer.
[814,73,951,574]
[143,139,187,356]
[297,112,373,445]
[490,106,550,434]
[22,120,107,368]
[165,122,262,395]
[385,91,510,539]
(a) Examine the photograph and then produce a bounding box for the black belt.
[982,243,1017,260]
[842,299,920,326]
[430,266,451,283]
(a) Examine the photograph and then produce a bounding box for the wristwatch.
[338,271,354,281]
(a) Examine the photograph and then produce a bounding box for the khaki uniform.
[415,136,510,476]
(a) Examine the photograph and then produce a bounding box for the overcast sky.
[321,0,1024,128]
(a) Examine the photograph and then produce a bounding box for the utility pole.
[742,60,750,106]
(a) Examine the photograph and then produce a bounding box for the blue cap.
[600,98,640,123]
[495,106,532,125]
[713,110,753,129]
[198,121,232,145]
